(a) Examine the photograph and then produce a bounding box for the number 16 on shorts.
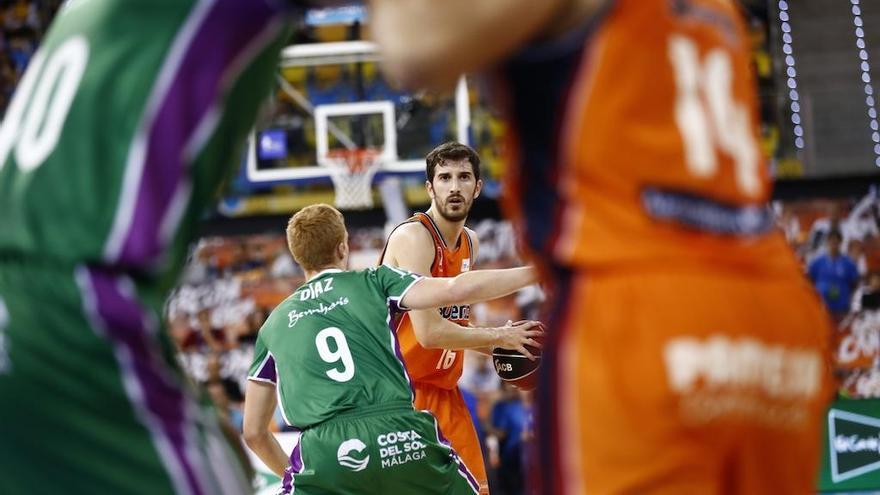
[436,349,456,370]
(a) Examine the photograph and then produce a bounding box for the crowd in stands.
[777,189,880,400]
[0,0,62,116]
[778,189,880,313]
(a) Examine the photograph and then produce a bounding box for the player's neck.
[304,264,345,281]
[426,207,466,248]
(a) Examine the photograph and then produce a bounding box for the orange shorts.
[536,266,834,495]
[414,382,489,494]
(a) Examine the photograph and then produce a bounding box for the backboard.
[244,41,472,184]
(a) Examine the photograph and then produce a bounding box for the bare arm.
[407,313,542,358]
[369,0,604,90]
[385,222,539,308]
[402,266,538,310]
[386,221,537,308]
[243,381,289,477]
[384,223,540,355]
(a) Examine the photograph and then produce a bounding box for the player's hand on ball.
[496,320,544,361]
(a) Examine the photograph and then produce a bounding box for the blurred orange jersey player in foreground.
[371,1,834,494]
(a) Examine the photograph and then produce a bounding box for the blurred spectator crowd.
[776,188,880,400]
[0,0,62,117]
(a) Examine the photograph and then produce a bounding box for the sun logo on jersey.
[337,438,370,472]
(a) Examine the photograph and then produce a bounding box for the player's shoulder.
[360,265,418,296]
[463,226,478,244]
[351,266,389,285]
[463,226,479,253]
[387,220,435,249]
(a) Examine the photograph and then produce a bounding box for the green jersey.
[0,2,303,493]
[0,0,295,302]
[249,266,423,429]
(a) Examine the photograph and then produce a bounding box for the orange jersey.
[499,0,798,274]
[380,212,475,389]
[546,267,831,495]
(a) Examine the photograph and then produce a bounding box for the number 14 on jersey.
[668,34,761,197]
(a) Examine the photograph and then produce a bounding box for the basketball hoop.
[325,148,383,210]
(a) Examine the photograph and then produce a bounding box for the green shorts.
[0,261,251,494]
[284,402,479,495]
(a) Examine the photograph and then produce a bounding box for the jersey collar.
[308,268,344,282]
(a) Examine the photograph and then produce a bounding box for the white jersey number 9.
[315,327,356,382]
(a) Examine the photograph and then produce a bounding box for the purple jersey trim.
[387,297,415,402]
[106,0,280,266]
[76,266,208,495]
[281,433,304,494]
[249,351,278,384]
[431,413,481,494]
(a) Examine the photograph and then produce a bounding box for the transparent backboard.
[245,41,471,183]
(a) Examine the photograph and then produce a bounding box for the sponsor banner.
[818,398,880,491]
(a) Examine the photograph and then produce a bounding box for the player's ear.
[474,178,483,199]
[425,180,435,200]
[336,240,348,262]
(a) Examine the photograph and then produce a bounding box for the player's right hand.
[495,320,544,360]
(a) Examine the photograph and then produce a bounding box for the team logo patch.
[461,258,470,272]
[337,438,370,472]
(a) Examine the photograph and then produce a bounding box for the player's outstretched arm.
[369,0,604,89]
[408,314,544,359]
[402,266,539,310]
[385,222,539,307]
[243,381,289,477]
[384,222,541,352]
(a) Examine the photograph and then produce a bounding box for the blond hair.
[286,204,346,271]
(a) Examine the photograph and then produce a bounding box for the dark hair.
[425,141,481,182]
[827,230,843,242]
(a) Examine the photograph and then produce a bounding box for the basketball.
[492,324,543,391]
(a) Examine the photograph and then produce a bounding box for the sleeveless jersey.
[0,0,294,301]
[248,266,423,429]
[499,0,799,273]
[380,213,475,390]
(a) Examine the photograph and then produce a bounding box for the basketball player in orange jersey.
[380,141,499,494]
[370,1,834,494]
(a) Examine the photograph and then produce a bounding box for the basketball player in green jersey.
[243,204,543,494]
[0,1,325,494]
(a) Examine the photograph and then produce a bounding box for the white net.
[326,149,382,210]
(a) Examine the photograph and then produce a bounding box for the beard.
[436,195,473,222]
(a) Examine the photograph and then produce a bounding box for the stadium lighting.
[777,0,804,151]
[849,0,880,167]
